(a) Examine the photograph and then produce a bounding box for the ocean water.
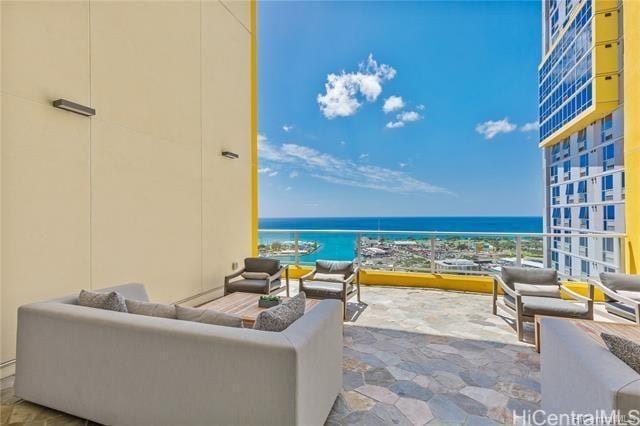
[258,216,543,264]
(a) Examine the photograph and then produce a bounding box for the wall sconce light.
[52,99,96,117]
[222,151,239,159]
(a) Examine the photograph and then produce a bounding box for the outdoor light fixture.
[222,151,239,159]
[52,99,96,117]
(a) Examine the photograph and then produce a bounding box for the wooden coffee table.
[198,292,321,328]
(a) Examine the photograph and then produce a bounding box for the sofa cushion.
[601,333,640,374]
[514,282,561,298]
[78,289,127,312]
[244,257,281,275]
[254,292,306,332]
[316,260,354,278]
[125,299,176,319]
[501,266,557,291]
[242,271,270,280]
[176,305,243,328]
[601,273,640,302]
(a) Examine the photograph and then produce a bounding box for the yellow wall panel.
[201,0,252,291]
[1,0,90,105]
[90,1,201,143]
[1,94,91,362]
[624,0,640,274]
[594,8,619,43]
[91,119,202,303]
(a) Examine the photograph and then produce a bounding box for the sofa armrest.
[282,300,342,425]
[540,317,640,416]
[494,275,518,298]
[300,268,317,282]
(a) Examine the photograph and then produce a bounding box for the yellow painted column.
[624,0,640,273]
[250,0,259,256]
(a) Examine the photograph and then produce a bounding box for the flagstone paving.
[1,286,541,425]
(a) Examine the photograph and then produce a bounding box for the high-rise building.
[539,0,628,278]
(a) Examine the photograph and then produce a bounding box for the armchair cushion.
[600,273,640,301]
[242,271,271,280]
[501,266,558,291]
[514,282,561,298]
[244,257,281,275]
[227,279,282,294]
[316,260,354,278]
[505,294,590,318]
[314,273,345,283]
[302,281,354,300]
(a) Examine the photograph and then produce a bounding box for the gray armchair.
[300,260,360,319]
[590,272,640,324]
[492,266,594,341]
[225,257,289,296]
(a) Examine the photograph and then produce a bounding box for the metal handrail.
[259,229,626,238]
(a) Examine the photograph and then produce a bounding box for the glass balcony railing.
[258,229,626,280]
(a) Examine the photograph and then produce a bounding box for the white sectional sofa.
[541,317,640,418]
[15,284,343,426]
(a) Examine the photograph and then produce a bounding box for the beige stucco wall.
[1,0,253,372]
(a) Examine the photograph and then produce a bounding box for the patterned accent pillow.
[253,292,306,332]
[601,332,640,374]
[176,305,244,328]
[125,299,176,319]
[78,289,128,312]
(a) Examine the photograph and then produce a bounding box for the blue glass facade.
[539,0,593,141]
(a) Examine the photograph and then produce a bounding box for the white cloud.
[359,153,369,160]
[284,186,293,191]
[258,167,272,174]
[383,96,405,114]
[397,111,421,122]
[258,140,450,195]
[340,140,346,145]
[385,121,405,129]
[283,124,294,132]
[399,162,407,168]
[258,133,267,143]
[385,110,422,129]
[520,121,539,132]
[416,104,425,111]
[268,171,279,177]
[289,170,299,178]
[317,54,396,119]
[475,118,517,139]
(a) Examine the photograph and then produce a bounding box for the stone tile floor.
[2,285,593,425]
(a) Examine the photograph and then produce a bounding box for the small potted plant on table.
[258,294,282,308]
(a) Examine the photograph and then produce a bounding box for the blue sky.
[258,0,542,218]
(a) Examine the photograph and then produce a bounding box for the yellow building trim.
[624,0,640,274]
[250,0,258,256]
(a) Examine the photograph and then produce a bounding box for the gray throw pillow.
[175,305,243,328]
[125,299,176,319]
[601,332,640,374]
[242,271,270,280]
[78,289,128,312]
[253,292,306,332]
